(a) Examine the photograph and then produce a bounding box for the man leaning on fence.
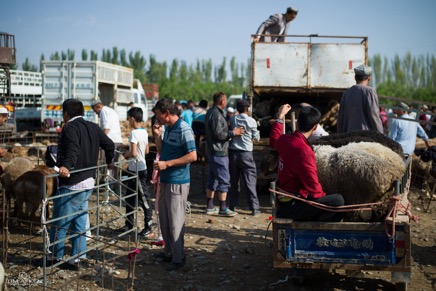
[37,98,115,270]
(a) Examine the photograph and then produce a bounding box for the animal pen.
[1,156,144,290]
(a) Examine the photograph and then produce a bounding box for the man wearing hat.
[337,64,384,134]
[228,99,261,216]
[254,7,298,42]
[0,107,9,157]
[388,103,430,155]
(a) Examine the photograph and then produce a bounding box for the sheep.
[0,157,35,205]
[313,130,404,159]
[314,142,405,205]
[13,165,57,226]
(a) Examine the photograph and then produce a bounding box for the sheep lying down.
[314,142,405,207]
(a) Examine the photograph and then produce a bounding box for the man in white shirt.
[91,101,123,194]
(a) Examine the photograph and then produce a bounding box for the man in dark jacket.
[47,98,114,270]
[204,92,244,217]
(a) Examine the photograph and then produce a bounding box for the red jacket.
[269,121,325,199]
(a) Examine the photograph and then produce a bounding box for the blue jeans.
[49,187,93,260]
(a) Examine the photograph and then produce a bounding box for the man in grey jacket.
[204,92,244,217]
[337,64,384,134]
[254,7,298,42]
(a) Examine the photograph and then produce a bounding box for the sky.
[2,0,436,71]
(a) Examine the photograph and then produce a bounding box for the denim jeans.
[49,187,93,260]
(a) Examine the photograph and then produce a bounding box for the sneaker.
[150,240,165,247]
[219,208,238,217]
[252,209,261,217]
[166,257,186,272]
[153,252,172,262]
[138,228,154,239]
[206,207,219,215]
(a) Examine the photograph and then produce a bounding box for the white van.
[131,79,148,121]
[226,94,243,113]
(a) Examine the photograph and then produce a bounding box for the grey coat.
[256,13,288,42]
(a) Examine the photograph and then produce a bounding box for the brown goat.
[13,165,57,224]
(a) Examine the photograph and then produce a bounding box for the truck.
[41,61,134,128]
[118,78,148,121]
[270,156,413,290]
[250,34,367,136]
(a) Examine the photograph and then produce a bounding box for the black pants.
[277,194,344,222]
[125,170,152,229]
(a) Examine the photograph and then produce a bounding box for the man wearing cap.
[337,64,384,134]
[0,107,9,157]
[228,100,261,216]
[91,101,122,194]
[254,7,298,42]
[388,103,430,155]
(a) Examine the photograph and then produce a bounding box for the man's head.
[127,106,143,123]
[154,98,179,125]
[62,99,84,122]
[0,107,9,125]
[199,99,208,109]
[285,7,298,22]
[213,92,227,109]
[128,102,135,108]
[393,102,409,116]
[298,106,321,133]
[354,64,372,82]
[91,100,104,114]
[236,99,250,114]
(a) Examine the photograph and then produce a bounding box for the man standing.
[91,101,122,193]
[228,100,261,216]
[388,103,430,155]
[47,99,114,269]
[254,7,298,42]
[0,107,9,157]
[152,98,196,272]
[270,104,344,221]
[204,92,244,217]
[337,64,384,134]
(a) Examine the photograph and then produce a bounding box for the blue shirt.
[160,118,196,184]
[388,114,429,155]
[181,109,193,127]
[229,113,260,151]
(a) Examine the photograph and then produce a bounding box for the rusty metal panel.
[311,43,365,88]
[253,43,309,88]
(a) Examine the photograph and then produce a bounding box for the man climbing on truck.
[269,104,344,221]
[254,6,298,42]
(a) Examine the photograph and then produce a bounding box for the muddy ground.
[2,156,435,291]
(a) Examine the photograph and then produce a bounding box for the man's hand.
[233,126,245,136]
[253,36,260,43]
[278,104,292,119]
[59,166,70,178]
[153,160,169,171]
[153,123,162,137]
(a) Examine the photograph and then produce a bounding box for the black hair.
[62,98,84,118]
[213,92,226,105]
[199,99,208,109]
[355,75,370,82]
[127,107,143,122]
[154,98,178,115]
[236,100,250,114]
[298,106,321,132]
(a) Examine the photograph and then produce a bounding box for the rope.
[271,188,383,212]
[40,198,51,255]
[185,201,192,218]
[384,195,419,239]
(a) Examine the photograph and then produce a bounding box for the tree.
[81,49,88,61]
[90,50,98,61]
[112,47,119,65]
[21,57,38,71]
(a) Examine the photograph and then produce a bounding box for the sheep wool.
[314,142,405,205]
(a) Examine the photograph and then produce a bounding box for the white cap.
[0,107,8,114]
[227,107,235,113]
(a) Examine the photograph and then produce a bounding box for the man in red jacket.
[269,104,344,221]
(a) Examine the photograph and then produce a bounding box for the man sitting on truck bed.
[269,104,344,221]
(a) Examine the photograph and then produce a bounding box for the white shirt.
[100,106,122,143]
[128,128,149,172]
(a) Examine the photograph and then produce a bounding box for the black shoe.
[166,257,186,271]
[114,225,133,233]
[138,228,154,239]
[59,261,80,271]
[153,252,172,262]
[33,257,60,268]
[252,209,261,216]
